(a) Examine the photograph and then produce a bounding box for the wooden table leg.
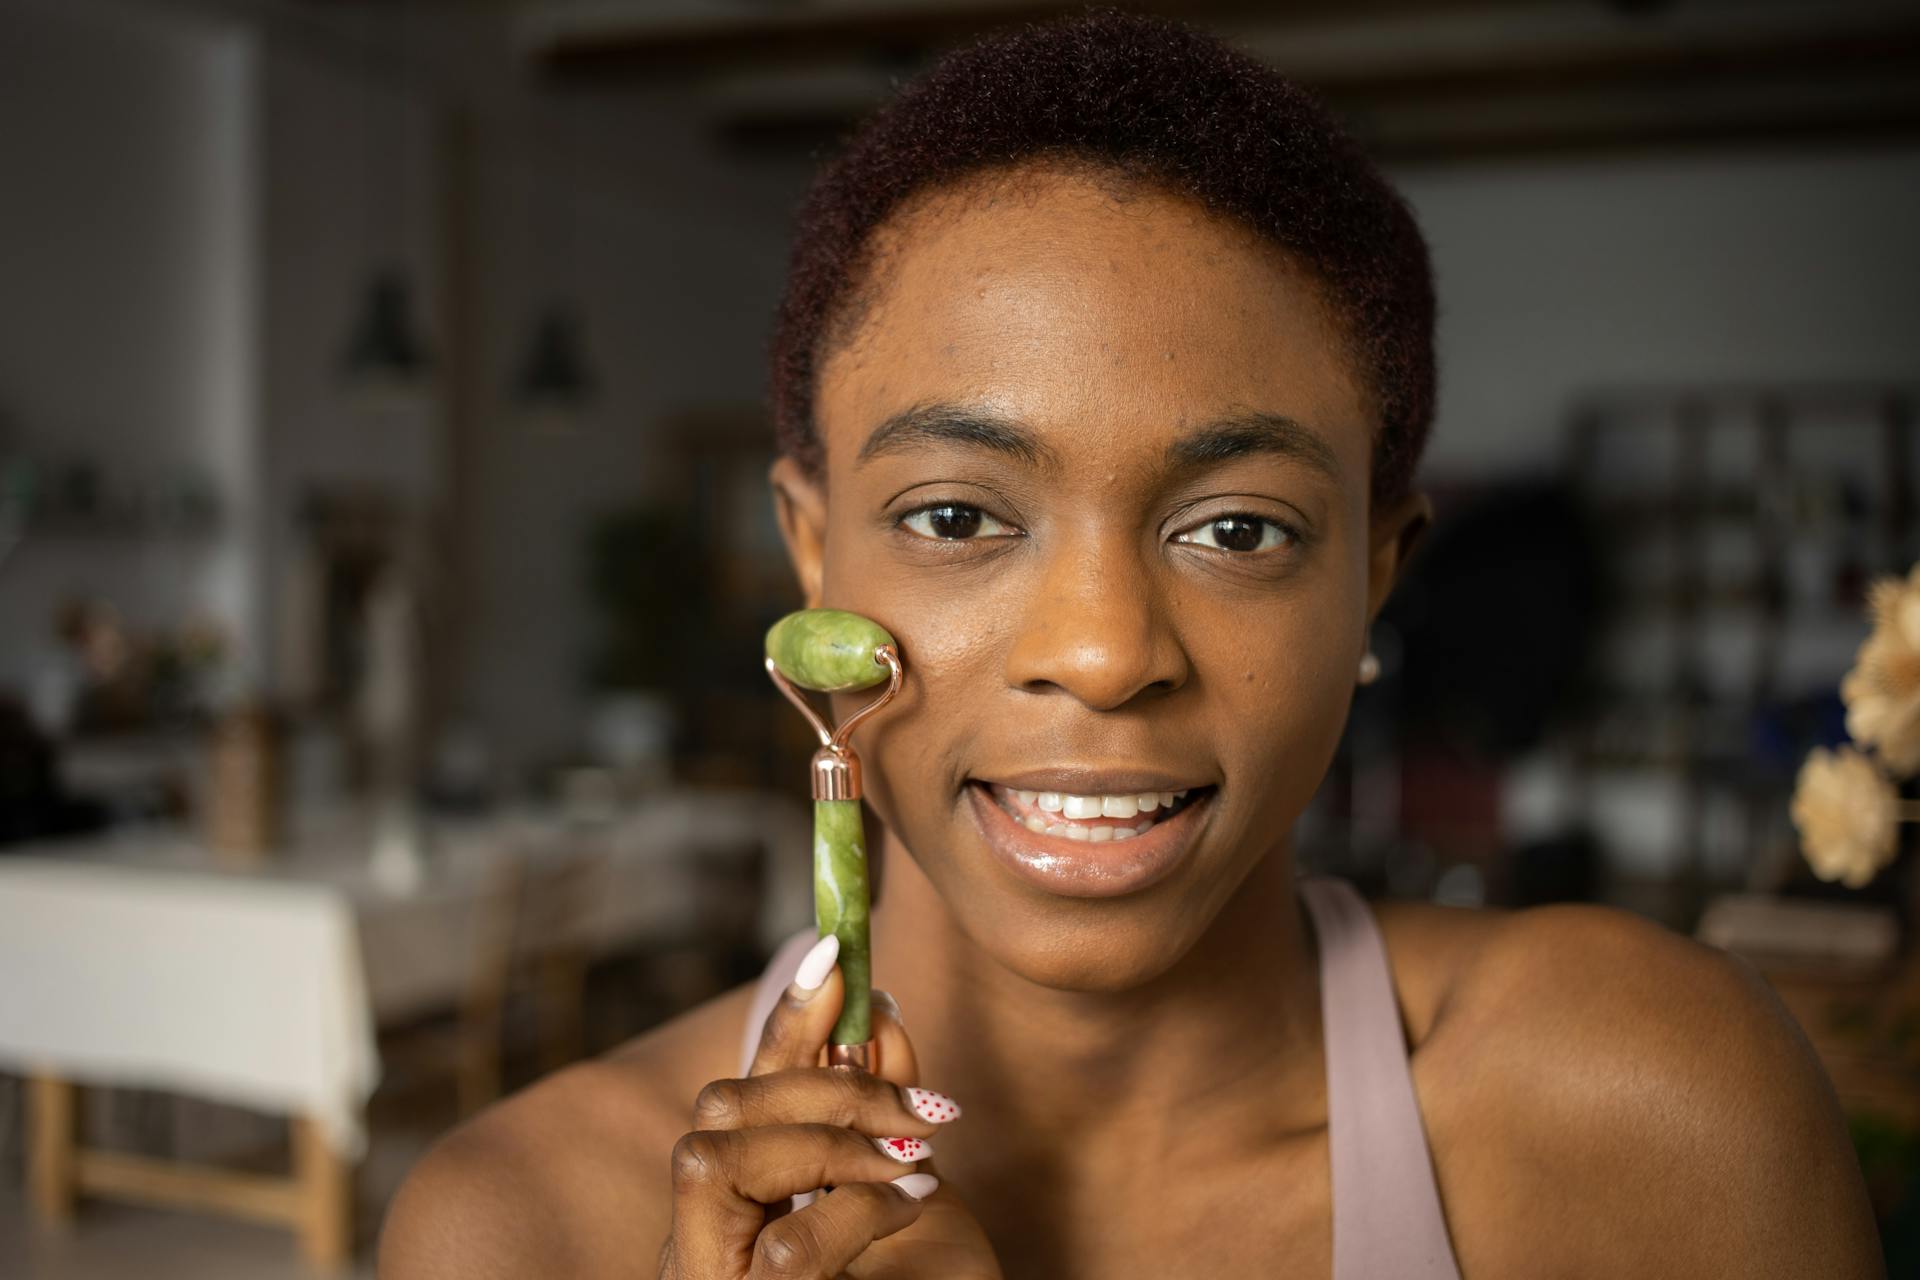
[28,1073,78,1224]
[291,1114,352,1271]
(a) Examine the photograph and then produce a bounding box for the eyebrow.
[855,401,1342,483]
[857,403,1057,469]
[1163,412,1342,482]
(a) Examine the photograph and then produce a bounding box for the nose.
[1002,536,1190,711]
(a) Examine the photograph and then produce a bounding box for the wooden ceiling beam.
[1297,21,1920,101]
[518,0,1536,79]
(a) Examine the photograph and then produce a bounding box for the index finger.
[870,989,918,1088]
[749,933,844,1077]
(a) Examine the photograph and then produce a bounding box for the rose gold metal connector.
[764,645,903,802]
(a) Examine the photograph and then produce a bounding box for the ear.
[1364,488,1432,626]
[769,454,828,609]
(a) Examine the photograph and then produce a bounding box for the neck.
[867,825,1326,1155]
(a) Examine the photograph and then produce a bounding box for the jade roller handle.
[814,798,872,1047]
[764,608,902,1057]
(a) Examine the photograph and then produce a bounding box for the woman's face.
[772,166,1427,992]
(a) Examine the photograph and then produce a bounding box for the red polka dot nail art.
[875,1136,931,1162]
[905,1087,963,1123]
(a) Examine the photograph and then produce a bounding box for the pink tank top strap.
[1299,875,1462,1279]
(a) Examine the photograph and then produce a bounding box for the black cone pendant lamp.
[341,2,431,412]
[514,304,595,433]
[511,71,597,435]
[342,268,432,405]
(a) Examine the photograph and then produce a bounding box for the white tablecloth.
[0,858,377,1159]
[0,788,812,1161]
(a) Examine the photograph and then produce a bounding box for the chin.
[909,787,1252,994]
[979,916,1200,993]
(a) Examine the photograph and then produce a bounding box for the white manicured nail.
[905,1087,961,1123]
[792,934,839,996]
[871,988,903,1027]
[890,1173,939,1201]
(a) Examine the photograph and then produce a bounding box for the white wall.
[452,98,803,771]
[0,0,261,706]
[1392,144,1920,476]
[0,0,448,716]
[255,37,443,708]
[259,42,443,519]
[0,0,801,772]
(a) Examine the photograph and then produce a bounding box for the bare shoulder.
[1378,897,1882,1278]
[376,980,759,1279]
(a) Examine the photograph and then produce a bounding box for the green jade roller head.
[764,609,903,1071]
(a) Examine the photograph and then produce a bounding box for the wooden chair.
[379,845,607,1118]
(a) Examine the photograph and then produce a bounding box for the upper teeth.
[1020,789,1186,817]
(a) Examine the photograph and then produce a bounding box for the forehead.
[814,166,1373,475]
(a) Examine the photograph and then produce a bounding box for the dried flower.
[1791,745,1899,888]
[1842,563,1920,777]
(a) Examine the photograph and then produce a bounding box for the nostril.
[1011,674,1184,708]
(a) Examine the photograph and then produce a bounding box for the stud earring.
[1357,651,1381,686]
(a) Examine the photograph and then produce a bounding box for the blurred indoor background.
[0,0,1916,1274]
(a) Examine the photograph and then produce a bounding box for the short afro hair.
[768,7,1436,512]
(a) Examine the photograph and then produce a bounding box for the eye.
[898,503,1020,541]
[1172,514,1296,554]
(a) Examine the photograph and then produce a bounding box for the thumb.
[747,933,845,1077]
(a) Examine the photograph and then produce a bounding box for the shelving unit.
[1564,384,1918,922]
[0,455,224,574]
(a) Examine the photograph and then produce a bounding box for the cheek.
[818,587,1002,835]
[1259,646,1355,771]
[1189,590,1362,808]
[820,526,1013,732]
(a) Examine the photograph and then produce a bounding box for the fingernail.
[791,934,839,997]
[871,988,904,1028]
[890,1173,939,1201]
[905,1087,962,1124]
[874,1136,931,1163]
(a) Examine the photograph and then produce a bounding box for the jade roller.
[764,608,904,1071]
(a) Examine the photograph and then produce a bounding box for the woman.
[380,11,1882,1277]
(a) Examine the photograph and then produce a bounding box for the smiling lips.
[985,783,1200,841]
[967,777,1217,898]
